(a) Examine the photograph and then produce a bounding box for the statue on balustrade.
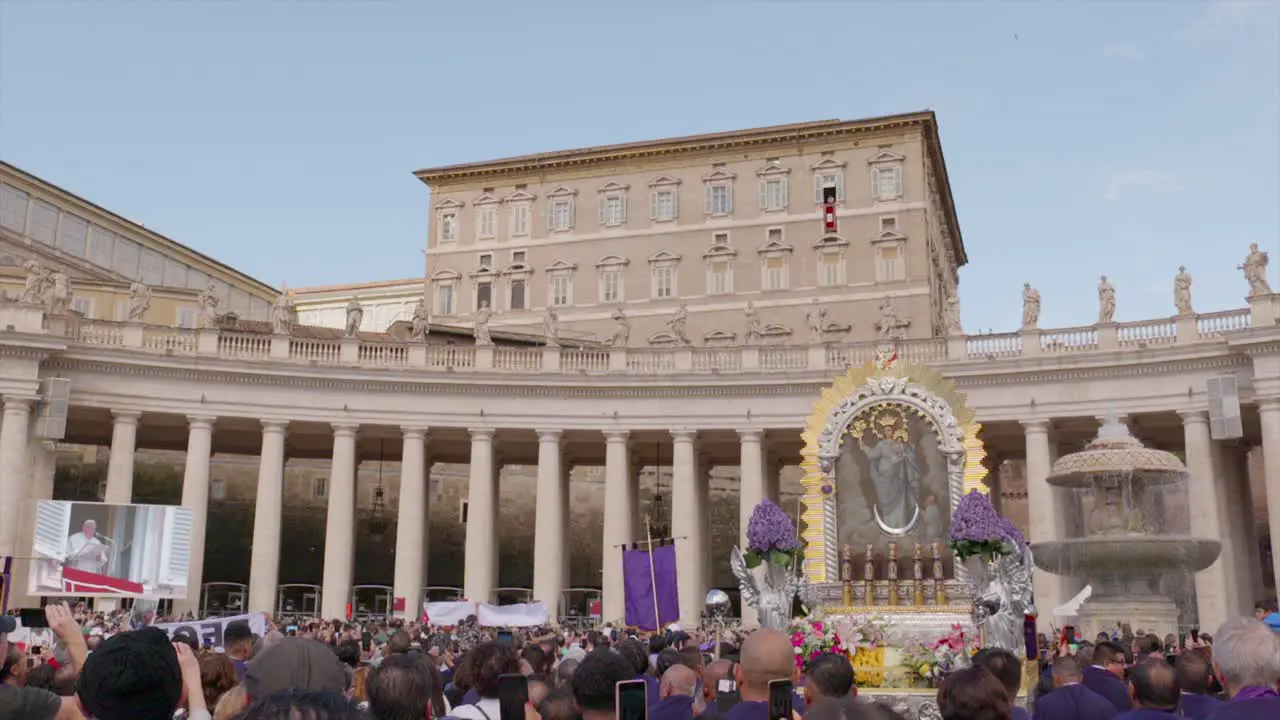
[611,306,630,347]
[410,297,429,340]
[668,302,690,346]
[1098,275,1116,324]
[544,306,560,348]
[806,303,827,344]
[474,301,493,346]
[944,294,963,336]
[19,260,51,305]
[875,297,907,340]
[197,282,220,329]
[1021,283,1041,329]
[1174,266,1194,315]
[44,271,71,316]
[128,281,152,322]
[744,301,760,345]
[1240,243,1272,296]
[344,297,364,338]
[271,293,295,335]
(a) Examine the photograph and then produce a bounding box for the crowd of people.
[2,600,1279,720]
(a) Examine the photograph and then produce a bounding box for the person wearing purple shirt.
[972,647,1030,720]
[618,638,663,707]
[572,648,646,720]
[1204,617,1280,720]
[1032,656,1117,720]
[1083,642,1134,713]
[1114,660,1181,720]
[651,665,698,720]
[725,629,797,720]
[1175,648,1224,720]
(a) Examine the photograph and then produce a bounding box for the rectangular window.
[601,269,622,303]
[314,477,327,499]
[880,216,897,232]
[820,255,844,287]
[873,167,902,200]
[476,282,492,309]
[72,297,94,318]
[440,212,458,242]
[705,184,732,215]
[436,284,456,315]
[814,172,845,202]
[0,185,28,232]
[759,178,788,211]
[29,200,58,245]
[177,307,198,328]
[707,261,732,295]
[767,227,783,244]
[550,274,570,306]
[511,250,526,265]
[877,245,905,281]
[599,194,626,227]
[653,266,674,299]
[712,231,730,246]
[479,253,493,270]
[57,215,88,257]
[512,205,530,236]
[549,200,573,231]
[650,189,677,222]
[477,206,497,239]
[210,479,226,501]
[509,279,526,310]
[763,257,789,291]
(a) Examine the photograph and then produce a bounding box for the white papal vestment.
[65,532,109,574]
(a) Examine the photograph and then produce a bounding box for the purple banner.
[623,543,680,630]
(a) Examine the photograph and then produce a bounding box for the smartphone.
[18,608,49,629]
[31,646,42,657]
[497,629,514,646]
[715,678,740,715]
[768,679,793,720]
[361,630,373,648]
[286,625,299,633]
[497,673,528,720]
[616,679,648,720]
[1062,625,1075,644]
[1190,628,1200,643]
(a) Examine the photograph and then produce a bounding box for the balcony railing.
[16,301,1274,376]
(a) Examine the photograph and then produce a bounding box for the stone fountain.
[1031,414,1221,637]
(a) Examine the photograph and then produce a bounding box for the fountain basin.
[1031,537,1221,576]
[1047,435,1188,488]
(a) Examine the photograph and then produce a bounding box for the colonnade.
[1,398,1279,631]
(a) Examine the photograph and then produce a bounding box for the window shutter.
[160,509,194,586]
[650,191,658,220]
[814,174,822,203]
[33,501,72,562]
[893,167,903,197]
[779,178,789,209]
[619,194,627,224]
[759,181,768,210]
[726,184,733,213]
[836,172,845,201]
[704,186,714,214]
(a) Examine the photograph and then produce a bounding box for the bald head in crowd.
[703,658,733,707]
[736,629,796,702]
[661,664,698,699]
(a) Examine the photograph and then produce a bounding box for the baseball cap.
[171,627,200,652]
[0,616,16,634]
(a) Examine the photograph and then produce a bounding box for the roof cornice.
[412,112,937,185]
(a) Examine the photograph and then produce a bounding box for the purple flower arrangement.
[744,499,801,569]
[948,490,1024,559]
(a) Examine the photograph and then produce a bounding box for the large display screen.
[27,500,195,599]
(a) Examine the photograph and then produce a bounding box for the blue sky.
[1,1,1276,332]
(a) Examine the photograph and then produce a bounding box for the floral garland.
[899,624,977,684]
[788,614,891,671]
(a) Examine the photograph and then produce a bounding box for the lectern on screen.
[27,500,195,599]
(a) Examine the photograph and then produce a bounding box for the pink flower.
[792,632,803,645]
[812,622,824,633]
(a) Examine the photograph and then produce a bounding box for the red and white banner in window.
[61,567,145,595]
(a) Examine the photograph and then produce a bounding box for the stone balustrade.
[6,294,1275,376]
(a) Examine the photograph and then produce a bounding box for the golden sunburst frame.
[798,353,989,584]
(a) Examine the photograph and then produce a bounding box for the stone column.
[1215,443,1253,616]
[739,430,765,627]
[1180,410,1231,631]
[104,410,141,504]
[10,434,56,610]
[1023,420,1063,631]
[533,429,566,619]
[698,458,714,598]
[321,424,359,620]
[248,421,288,614]
[601,430,633,623]
[464,428,498,605]
[671,429,704,628]
[393,427,429,620]
[561,461,573,599]
[1257,399,1280,595]
[175,416,216,616]
[0,397,33,558]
